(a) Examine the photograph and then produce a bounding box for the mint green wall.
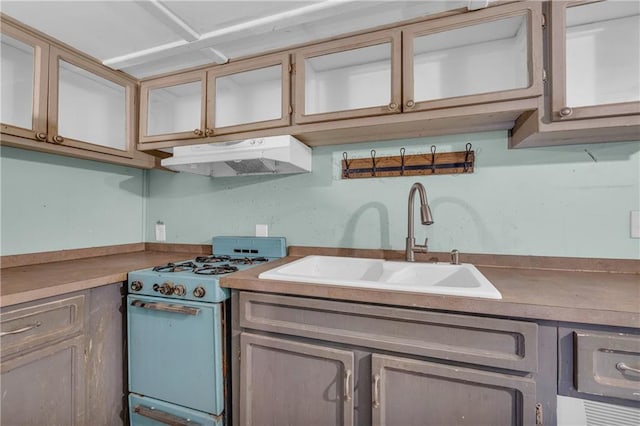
[0,146,146,255]
[147,132,640,259]
[1,132,638,259]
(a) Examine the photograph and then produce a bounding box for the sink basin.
[258,255,501,299]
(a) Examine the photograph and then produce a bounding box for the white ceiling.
[0,0,473,79]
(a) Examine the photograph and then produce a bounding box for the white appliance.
[161,135,312,177]
[557,396,640,426]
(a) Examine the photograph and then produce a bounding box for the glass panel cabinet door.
[211,53,290,134]
[294,30,402,124]
[48,47,134,158]
[551,0,640,121]
[140,70,207,143]
[0,23,48,140]
[403,2,542,112]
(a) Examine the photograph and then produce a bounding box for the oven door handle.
[131,300,200,316]
[133,404,202,426]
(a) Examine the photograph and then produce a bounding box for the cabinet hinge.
[288,63,294,73]
[541,13,546,28]
[535,402,543,426]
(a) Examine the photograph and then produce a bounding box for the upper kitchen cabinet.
[550,0,640,121]
[294,30,402,124]
[402,1,543,112]
[140,53,291,143]
[139,70,208,143]
[47,47,135,158]
[0,20,48,142]
[1,15,154,167]
[210,53,291,135]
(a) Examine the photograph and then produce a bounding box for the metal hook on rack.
[343,152,351,178]
[371,149,377,176]
[464,143,472,172]
[400,147,406,176]
[430,145,437,174]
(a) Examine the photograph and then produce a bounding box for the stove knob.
[193,286,206,298]
[130,281,143,292]
[173,285,186,296]
[159,282,174,295]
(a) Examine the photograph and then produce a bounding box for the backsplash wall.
[0,146,146,256]
[147,131,640,260]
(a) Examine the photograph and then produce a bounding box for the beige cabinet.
[402,1,543,112]
[294,30,402,124]
[1,15,151,167]
[140,53,291,143]
[550,0,640,121]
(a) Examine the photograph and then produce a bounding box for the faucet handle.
[450,249,460,265]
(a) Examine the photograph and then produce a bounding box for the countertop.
[2,248,638,329]
[220,256,640,328]
[0,250,196,307]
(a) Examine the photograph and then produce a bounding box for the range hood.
[161,135,312,177]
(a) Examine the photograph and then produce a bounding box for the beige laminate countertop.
[220,256,640,328]
[0,250,196,307]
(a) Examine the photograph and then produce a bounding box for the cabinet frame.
[402,1,543,113]
[139,69,208,143]
[549,0,640,121]
[208,52,291,135]
[293,29,402,124]
[0,19,49,141]
[48,46,136,158]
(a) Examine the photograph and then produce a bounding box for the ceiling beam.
[103,0,371,70]
[135,0,228,64]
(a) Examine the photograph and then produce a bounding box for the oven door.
[127,295,224,415]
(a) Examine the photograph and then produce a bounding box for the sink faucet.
[406,182,434,262]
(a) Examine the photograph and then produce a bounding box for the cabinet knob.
[51,135,64,144]
[35,132,47,142]
[193,129,204,136]
[406,100,415,109]
[205,128,214,137]
[559,107,573,118]
[388,102,398,111]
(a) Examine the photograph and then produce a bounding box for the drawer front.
[239,292,538,372]
[1,294,85,358]
[575,331,640,401]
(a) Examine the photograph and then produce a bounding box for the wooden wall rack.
[342,143,474,179]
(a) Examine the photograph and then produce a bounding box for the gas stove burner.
[194,255,231,263]
[152,261,198,273]
[230,256,269,265]
[194,264,239,275]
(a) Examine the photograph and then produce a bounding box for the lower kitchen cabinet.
[372,354,536,426]
[0,283,125,425]
[240,333,354,426]
[231,291,556,426]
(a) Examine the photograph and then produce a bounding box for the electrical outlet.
[256,224,268,237]
[155,221,166,241]
[631,211,640,239]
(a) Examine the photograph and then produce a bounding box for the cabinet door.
[139,70,208,143]
[240,333,354,426]
[550,0,640,121]
[403,2,542,112]
[371,354,537,426]
[0,20,49,140]
[0,335,86,426]
[48,47,135,158]
[210,53,290,135]
[294,29,402,124]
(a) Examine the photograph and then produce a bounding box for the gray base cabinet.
[0,283,125,425]
[231,291,555,426]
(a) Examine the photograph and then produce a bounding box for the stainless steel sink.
[258,255,502,299]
